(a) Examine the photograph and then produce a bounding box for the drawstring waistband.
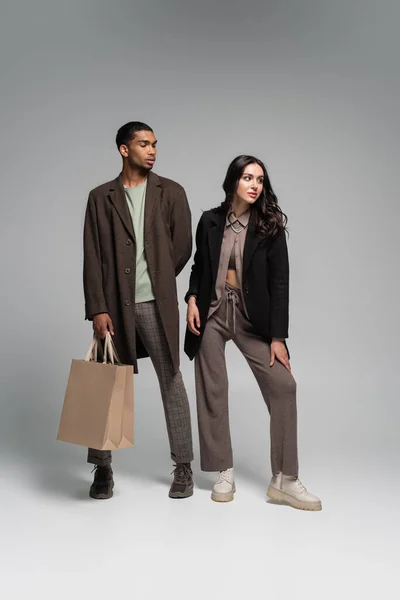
[225,286,240,333]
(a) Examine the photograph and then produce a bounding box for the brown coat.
[83,172,192,373]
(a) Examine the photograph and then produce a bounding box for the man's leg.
[135,301,194,497]
[87,449,112,467]
[87,449,114,500]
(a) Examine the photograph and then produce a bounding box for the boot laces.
[91,465,111,484]
[296,478,307,493]
[216,469,232,484]
[172,463,192,484]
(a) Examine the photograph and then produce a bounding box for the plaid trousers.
[87,300,194,467]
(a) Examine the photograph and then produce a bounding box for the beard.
[127,156,153,172]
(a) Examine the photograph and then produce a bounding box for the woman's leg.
[232,312,298,477]
[195,310,232,472]
[232,307,321,509]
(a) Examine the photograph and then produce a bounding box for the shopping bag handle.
[84,333,121,365]
[103,333,121,364]
[85,338,98,362]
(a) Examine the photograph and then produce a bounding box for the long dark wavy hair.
[220,155,287,239]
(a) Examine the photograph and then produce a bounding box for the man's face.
[120,130,158,170]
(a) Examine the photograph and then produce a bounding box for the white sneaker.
[267,472,322,511]
[211,468,236,502]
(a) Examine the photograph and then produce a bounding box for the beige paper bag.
[57,334,134,450]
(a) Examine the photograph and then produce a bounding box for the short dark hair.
[115,121,153,149]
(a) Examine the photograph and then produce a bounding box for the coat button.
[244,286,249,294]
[126,239,132,245]
[124,300,130,306]
[125,268,131,274]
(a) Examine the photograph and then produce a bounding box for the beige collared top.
[208,209,250,320]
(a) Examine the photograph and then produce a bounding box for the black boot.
[169,463,194,499]
[89,465,114,500]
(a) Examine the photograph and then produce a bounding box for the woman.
[184,155,321,510]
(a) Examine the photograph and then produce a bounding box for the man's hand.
[93,313,114,339]
[186,297,201,336]
[270,340,291,372]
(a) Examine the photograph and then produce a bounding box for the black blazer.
[184,207,290,360]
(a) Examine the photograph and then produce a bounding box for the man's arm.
[169,186,192,277]
[184,214,204,303]
[83,193,108,320]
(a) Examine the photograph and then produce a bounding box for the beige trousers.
[195,284,298,476]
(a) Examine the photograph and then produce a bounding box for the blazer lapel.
[242,227,260,281]
[107,176,135,239]
[144,171,162,240]
[207,211,225,282]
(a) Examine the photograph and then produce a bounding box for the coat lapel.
[107,176,135,239]
[144,171,162,240]
[242,227,260,282]
[207,211,225,282]
[107,171,162,241]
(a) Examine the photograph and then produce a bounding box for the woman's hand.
[186,297,201,336]
[270,340,291,372]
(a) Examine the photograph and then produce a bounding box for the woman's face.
[234,163,264,207]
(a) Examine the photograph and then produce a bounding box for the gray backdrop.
[0,0,398,497]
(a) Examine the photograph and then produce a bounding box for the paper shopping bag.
[57,334,134,450]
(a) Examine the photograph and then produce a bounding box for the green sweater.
[124,180,155,303]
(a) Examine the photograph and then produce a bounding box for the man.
[83,121,194,500]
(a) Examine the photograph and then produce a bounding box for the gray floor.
[1,358,398,599]
[1,457,397,599]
